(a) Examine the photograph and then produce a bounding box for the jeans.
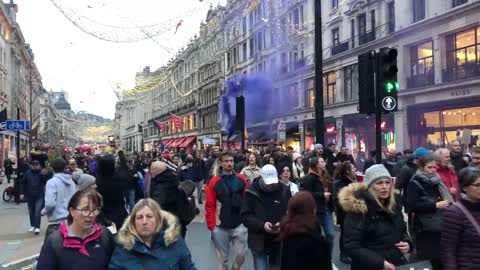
[251,251,280,270]
[27,196,44,228]
[319,210,335,251]
[196,180,203,202]
[211,225,248,270]
[127,189,135,212]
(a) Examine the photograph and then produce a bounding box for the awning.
[169,138,182,148]
[161,139,170,145]
[179,136,196,148]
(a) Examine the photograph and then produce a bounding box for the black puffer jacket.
[334,175,354,225]
[339,183,412,270]
[300,172,334,216]
[241,179,289,254]
[96,155,129,229]
[150,169,179,215]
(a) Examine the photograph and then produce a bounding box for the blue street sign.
[5,120,30,131]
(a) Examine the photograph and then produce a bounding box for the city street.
[0,183,346,270]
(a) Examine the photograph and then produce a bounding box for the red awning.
[169,138,181,148]
[179,136,196,148]
[174,137,188,148]
[161,139,170,145]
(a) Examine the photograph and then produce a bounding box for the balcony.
[359,30,375,45]
[442,62,480,83]
[331,41,349,56]
[407,71,435,88]
[294,59,306,69]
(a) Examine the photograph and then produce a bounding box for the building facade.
[117,0,480,155]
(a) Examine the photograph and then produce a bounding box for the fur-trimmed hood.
[338,182,370,214]
[116,210,181,251]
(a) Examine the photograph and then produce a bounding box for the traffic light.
[378,47,398,113]
[358,51,376,114]
[235,96,245,132]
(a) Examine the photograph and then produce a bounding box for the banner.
[153,120,165,132]
[170,114,182,130]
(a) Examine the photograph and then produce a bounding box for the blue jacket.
[22,169,48,198]
[178,166,194,182]
[109,212,197,270]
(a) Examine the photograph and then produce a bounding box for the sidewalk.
[0,180,46,269]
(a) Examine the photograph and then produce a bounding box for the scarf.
[415,170,454,203]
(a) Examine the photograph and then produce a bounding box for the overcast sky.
[15,0,225,119]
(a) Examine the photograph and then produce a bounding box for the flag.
[153,120,165,132]
[174,20,183,34]
[170,114,182,130]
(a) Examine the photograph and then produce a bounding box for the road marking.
[1,253,38,267]
[20,263,36,270]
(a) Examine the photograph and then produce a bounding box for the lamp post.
[314,0,325,145]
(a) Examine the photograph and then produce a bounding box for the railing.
[407,71,435,88]
[331,41,349,56]
[359,30,375,45]
[442,62,480,83]
[294,59,306,69]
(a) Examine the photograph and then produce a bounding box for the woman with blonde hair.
[339,164,412,270]
[108,198,197,270]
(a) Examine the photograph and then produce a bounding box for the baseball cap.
[261,164,278,185]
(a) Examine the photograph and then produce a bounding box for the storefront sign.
[450,89,471,97]
[278,123,286,131]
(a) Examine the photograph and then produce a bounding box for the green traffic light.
[385,81,399,92]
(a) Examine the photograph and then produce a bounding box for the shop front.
[407,96,480,148]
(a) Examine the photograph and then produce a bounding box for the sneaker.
[34,228,40,235]
[28,227,35,232]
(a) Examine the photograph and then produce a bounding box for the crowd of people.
[4,140,479,270]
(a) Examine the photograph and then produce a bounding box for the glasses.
[75,208,100,217]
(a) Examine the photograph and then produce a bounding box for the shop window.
[445,27,480,82]
[408,41,434,88]
[343,64,358,101]
[323,72,337,105]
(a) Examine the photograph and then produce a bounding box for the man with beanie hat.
[396,147,431,198]
[302,143,324,174]
[77,174,97,191]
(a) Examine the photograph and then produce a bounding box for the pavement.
[0,184,348,270]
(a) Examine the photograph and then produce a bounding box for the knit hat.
[414,147,430,159]
[72,170,83,184]
[314,144,323,151]
[77,174,96,191]
[363,164,391,188]
[292,152,302,162]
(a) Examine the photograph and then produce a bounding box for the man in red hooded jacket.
[435,148,459,200]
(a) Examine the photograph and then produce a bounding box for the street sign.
[381,96,397,111]
[278,123,286,131]
[5,120,30,131]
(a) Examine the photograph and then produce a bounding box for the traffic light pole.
[314,0,325,145]
[374,52,383,164]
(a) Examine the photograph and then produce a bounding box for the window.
[452,0,468,7]
[242,16,247,33]
[249,38,255,57]
[331,0,338,9]
[332,28,340,46]
[270,29,276,47]
[358,14,366,45]
[306,79,315,109]
[388,2,395,33]
[370,10,376,39]
[410,41,434,77]
[446,27,480,68]
[242,42,247,61]
[289,83,299,108]
[227,52,231,67]
[350,19,355,48]
[344,64,359,101]
[257,32,263,51]
[413,0,425,22]
[233,47,238,64]
[323,72,337,105]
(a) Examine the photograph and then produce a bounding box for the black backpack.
[176,180,200,225]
